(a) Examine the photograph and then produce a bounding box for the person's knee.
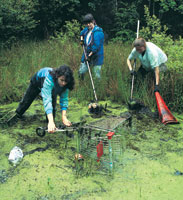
[93,65,102,79]
[95,73,101,79]
[79,63,88,74]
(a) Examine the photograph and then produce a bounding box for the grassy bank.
[0,39,183,111]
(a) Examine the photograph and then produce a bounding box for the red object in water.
[75,153,84,161]
[155,92,178,125]
[96,141,103,162]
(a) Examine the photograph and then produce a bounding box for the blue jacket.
[35,67,69,115]
[80,25,104,65]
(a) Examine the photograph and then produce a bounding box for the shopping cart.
[75,114,131,175]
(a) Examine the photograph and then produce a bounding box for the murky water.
[1,99,183,200]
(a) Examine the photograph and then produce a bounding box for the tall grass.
[0,39,183,112]
[0,40,81,102]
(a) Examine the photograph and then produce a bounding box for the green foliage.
[164,37,183,73]
[140,6,183,74]
[0,0,38,48]
[49,20,82,71]
[157,0,183,13]
[34,0,81,39]
[111,2,139,42]
[51,20,81,44]
[140,5,168,40]
[1,0,183,47]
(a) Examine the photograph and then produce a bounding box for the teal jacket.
[36,67,69,114]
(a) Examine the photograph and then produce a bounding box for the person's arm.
[127,48,137,72]
[80,36,84,46]
[60,89,71,126]
[61,110,71,126]
[41,76,54,114]
[41,76,57,133]
[80,27,88,36]
[80,28,88,46]
[47,113,56,133]
[155,66,160,85]
[153,66,160,92]
[90,30,104,57]
[127,58,133,71]
[148,51,160,85]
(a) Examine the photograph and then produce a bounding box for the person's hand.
[154,84,160,93]
[130,70,137,76]
[80,39,84,46]
[62,116,72,127]
[85,55,91,62]
[48,121,57,133]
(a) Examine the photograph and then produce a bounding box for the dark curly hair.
[50,65,75,90]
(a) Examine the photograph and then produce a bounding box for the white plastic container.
[8,146,23,166]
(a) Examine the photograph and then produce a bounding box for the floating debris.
[75,153,84,161]
[8,146,23,166]
[174,170,183,176]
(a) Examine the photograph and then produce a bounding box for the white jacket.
[128,42,167,71]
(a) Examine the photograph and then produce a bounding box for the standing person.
[127,38,167,92]
[11,65,75,133]
[79,13,104,80]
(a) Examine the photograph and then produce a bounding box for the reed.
[0,39,183,111]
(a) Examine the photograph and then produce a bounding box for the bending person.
[13,65,75,133]
[127,38,167,92]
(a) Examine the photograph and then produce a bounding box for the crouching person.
[127,38,167,93]
[13,65,75,133]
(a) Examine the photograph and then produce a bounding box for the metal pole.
[107,132,115,175]
[130,20,140,101]
[136,20,140,38]
[108,139,113,174]
[82,45,98,102]
[130,60,136,101]
[36,127,74,137]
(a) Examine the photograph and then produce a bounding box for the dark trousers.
[16,76,56,119]
[135,66,156,89]
[137,66,155,82]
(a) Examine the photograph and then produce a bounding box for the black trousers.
[137,65,155,82]
[135,66,156,89]
[16,75,56,119]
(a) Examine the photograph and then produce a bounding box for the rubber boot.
[7,112,22,126]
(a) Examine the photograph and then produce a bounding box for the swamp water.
[1,99,183,200]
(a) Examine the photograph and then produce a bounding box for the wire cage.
[75,114,131,175]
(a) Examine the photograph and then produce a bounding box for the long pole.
[130,20,140,101]
[82,45,98,102]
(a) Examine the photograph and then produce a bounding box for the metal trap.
[75,114,131,175]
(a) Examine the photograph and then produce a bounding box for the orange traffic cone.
[155,92,178,124]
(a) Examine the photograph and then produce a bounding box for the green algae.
[1,99,183,199]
